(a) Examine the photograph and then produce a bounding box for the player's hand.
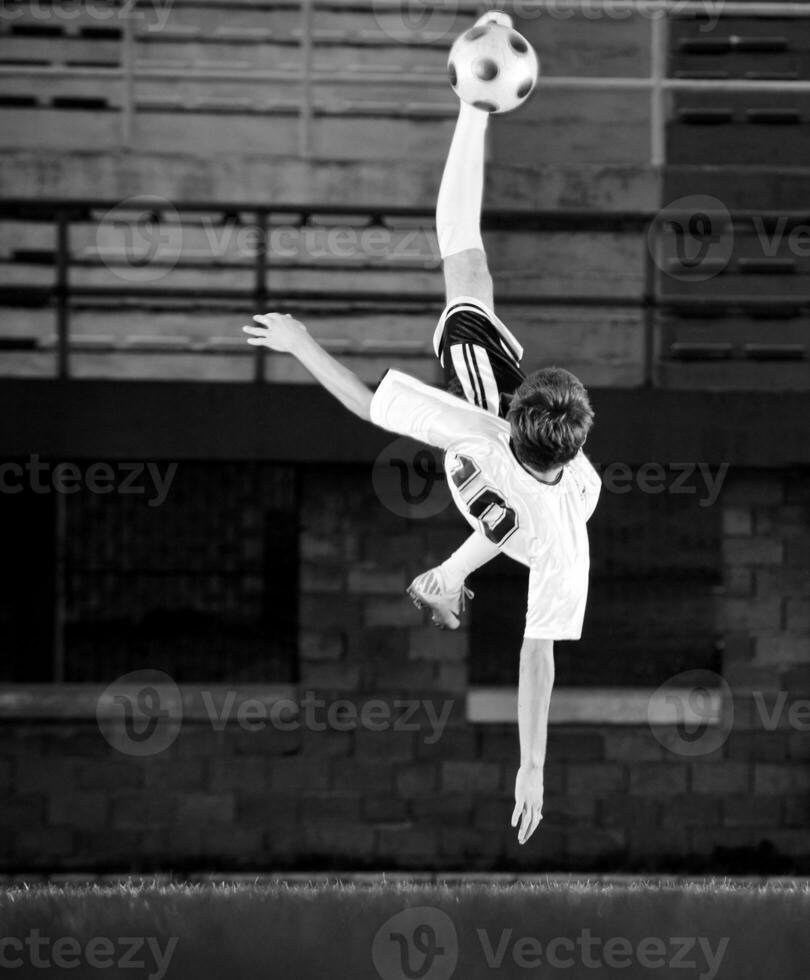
[512,765,543,845]
[243,313,309,353]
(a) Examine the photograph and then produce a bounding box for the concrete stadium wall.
[0,150,659,213]
[0,467,808,873]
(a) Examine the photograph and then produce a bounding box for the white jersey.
[370,369,601,640]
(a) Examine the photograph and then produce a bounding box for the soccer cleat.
[474,10,514,29]
[407,568,474,631]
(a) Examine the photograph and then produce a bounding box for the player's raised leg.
[436,8,512,312]
[407,18,515,631]
[435,103,491,309]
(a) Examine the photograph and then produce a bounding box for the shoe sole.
[406,585,459,630]
[475,11,514,29]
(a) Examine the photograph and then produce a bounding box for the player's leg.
[437,100,493,310]
[409,75,497,629]
[408,13,522,630]
[407,533,497,630]
[408,299,527,629]
[432,15,525,413]
[436,10,512,311]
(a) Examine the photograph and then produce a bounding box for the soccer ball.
[447,22,539,114]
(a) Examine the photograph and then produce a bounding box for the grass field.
[1,877,808,979]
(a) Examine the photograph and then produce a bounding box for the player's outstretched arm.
[244,313,373,422]
[512,637,554,844]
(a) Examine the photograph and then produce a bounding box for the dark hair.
[507,367,594,472]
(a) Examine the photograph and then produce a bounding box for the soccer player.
[243,12,600,845]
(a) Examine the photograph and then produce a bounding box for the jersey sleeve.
[369,368,494,450]
[567,449,601,521]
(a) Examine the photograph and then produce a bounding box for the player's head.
[507,367,594,472]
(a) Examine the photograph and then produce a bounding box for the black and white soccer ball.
[447,22,539,114]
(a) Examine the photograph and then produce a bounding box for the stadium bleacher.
[662,8,810,386]
[0,1,808,388]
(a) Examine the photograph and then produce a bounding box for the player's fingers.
[246,338,266,345]
[526,809,542,843]
[511,801,523,828]
[518,807,531,844]
[253,313,280,325]
[520,806,537,845]
[242,325,268,336]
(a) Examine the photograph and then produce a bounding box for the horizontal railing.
[0,198,659,381]
[4,0,810,161]
[3,199,810,385]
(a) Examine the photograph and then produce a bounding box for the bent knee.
[443,248,494,309]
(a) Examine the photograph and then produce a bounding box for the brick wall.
[0,466,808,872]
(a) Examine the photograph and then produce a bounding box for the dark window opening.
[0,461,299,684]
[0,488,56,682]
